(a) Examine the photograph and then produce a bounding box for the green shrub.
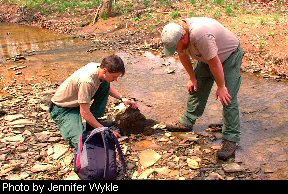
[273,14,279,22]
[214,10,222,19]
[226,5,234,16]
[213,0,224,6]
[143,0,150,7]
[133,17,140,21]
[170,11,181,19]
[260,18,266,25]
[159,0,172,7]
[101,12,108,20]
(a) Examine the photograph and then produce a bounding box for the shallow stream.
[0,23,287,179]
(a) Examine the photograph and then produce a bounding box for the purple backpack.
[74,127,127,180]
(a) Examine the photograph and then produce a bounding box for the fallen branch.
[93,3,103,24]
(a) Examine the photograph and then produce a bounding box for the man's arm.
[80,103,103,128]
[178,52,198,93]
[207,55,232,105]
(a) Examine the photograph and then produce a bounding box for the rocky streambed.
[0,81,262,180]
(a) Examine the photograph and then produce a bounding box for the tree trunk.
[93,0,113,24]
[99,0,113,17]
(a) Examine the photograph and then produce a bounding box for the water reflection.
[0,23,79,62]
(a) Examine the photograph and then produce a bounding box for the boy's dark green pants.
[180,46,244,144]
[50,81,110,147]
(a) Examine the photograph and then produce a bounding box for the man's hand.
[216,86,232,106]
[187,79,198,94]
[178,52,198,94]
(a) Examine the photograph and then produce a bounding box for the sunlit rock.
[4,114,24,122]
[35,131,50,142]
[222,163,245,172]
[39,104,49,111]
[138,168,154,179]
[138,149,161,168]
[187,158,200,169]
[31,163,55,172]
[206,172,224,180]
[3,134,25,143]
[64,171,80,180]
[8,119,34,126]
[52,144,69,160]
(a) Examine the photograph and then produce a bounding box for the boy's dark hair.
[100,55,125,76]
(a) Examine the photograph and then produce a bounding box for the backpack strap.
[83,127,127,178]
[84,127,109,180]
[109,130,127,174]
[101,131,109,180]
[84,127,108,144]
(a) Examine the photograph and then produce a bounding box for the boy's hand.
[112,130,121,138]
[122,98,138,109]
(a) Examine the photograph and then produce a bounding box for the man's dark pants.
[180,46,244,144]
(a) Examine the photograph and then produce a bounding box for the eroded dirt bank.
[1,2,288,80]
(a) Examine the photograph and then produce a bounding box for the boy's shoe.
[217,140,237,161]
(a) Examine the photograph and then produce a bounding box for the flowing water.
[0,23,287,179]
